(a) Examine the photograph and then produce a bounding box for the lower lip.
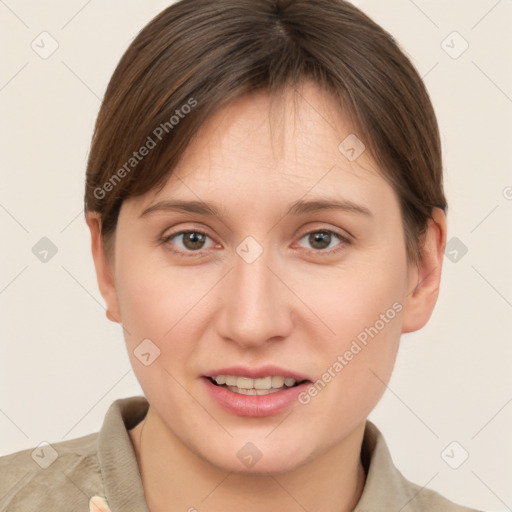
[202,377,310,417]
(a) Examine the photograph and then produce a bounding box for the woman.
[0,0,483,510]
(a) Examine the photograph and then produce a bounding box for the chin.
[199,441,310,476]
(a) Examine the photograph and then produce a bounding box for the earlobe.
[85,212,122,324]
[401,207,447,334]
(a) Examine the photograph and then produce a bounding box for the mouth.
[206,375,310,395]
[202,368,313,416]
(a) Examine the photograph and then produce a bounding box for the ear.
[401,207,447,334]
[85,212,122,324]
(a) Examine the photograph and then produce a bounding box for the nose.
[215,244,294,349]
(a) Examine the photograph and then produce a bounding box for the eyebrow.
[139,197,373,219]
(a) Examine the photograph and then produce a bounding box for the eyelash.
[160,228,351,258]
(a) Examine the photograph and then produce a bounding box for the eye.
[161,227,350,258]
[296,229,350,254]
[162,230,216,256]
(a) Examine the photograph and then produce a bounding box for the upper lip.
[204,365,311,382]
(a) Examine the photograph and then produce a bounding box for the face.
[91,81,438,475]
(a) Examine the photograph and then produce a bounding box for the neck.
[129,406,366,512]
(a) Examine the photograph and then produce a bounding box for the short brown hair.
[84,0,447,265]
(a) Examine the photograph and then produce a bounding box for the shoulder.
[357,421,485,512]
[0,432,103,512]
[398,474,484,512]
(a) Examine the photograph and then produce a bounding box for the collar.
[96,396,461,511]
[97,396,150,511]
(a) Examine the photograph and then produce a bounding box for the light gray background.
[1,1,511,510]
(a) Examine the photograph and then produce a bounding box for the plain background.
[1,1,511,510]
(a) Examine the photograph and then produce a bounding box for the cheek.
[114,257,199,410]
[295,247,406,408]
[316,284,402,392]
[115,238,185,332]
[301,253,406,347]
[114,249,212,371]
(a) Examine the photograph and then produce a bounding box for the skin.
[86,81,446,512]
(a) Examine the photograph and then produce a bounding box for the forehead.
[127,82,398,220]
[177,82,375,177]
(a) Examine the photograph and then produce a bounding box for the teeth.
[271,376,284,388]
[254,376,272,389]
[225,376,237,386]
[237,377,254,389]
[213,375,298,390]
[226,387,281,396]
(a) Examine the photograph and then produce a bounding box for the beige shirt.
[0,396,482,511]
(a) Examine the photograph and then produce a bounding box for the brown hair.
[84,0,446,265]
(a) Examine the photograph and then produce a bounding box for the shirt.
[0,395,483,511]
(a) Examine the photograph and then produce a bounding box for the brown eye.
[297,229,349,254]
[308,231,332,250]
[162,230,215,256]
[181,231,208,250]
